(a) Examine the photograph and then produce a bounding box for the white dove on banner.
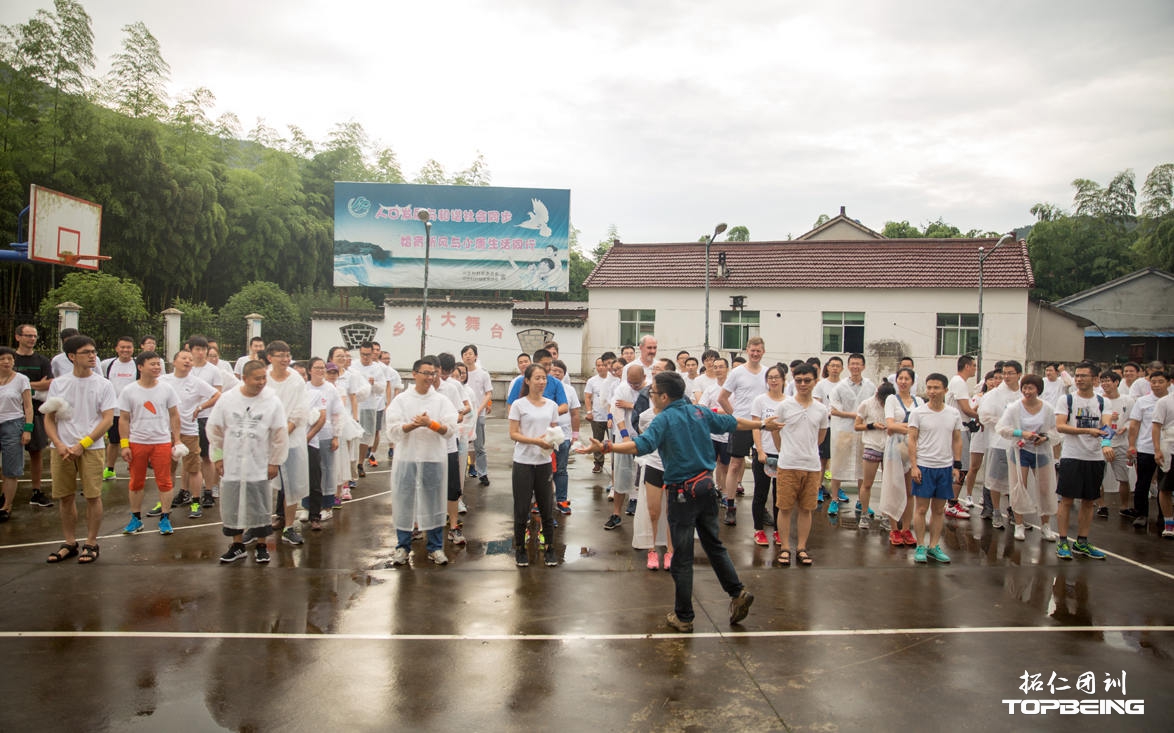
[517,198,552,237]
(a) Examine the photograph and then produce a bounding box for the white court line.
[1097,548,1174,581]
[0,488,392,551]
[1,625,1172,642]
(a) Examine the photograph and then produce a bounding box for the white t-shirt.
[190,362,225,419]
[118,381,178,444]
[750,393,786,455]
[46,372,117,448]
[1058,392,1106,461]
[884,393,922,425]
[609,382,640,439]
[692,373,715,401]
[557,382,580,437]
[353,360,387,411]
[51,352,74,378]
[699,382,729,443]
[161,372,219,436]
[812,377,839,405]
[584,374,612,421]
[1128,394,1161,454]
[1101,394,1135,449]
[381,363,403,400]
[509,397,559,465]
[908,403,962,468]
[306,381,344,448]
[100,357,138,396]
[1129,378,1152,399]
[946,375,972,414]
[1041,376,1066,406]
[722,363,767,418]
[0,372,31,423]
[858,397,887,451]
[775,398,830,471]
[465,366,494,416]
[979,383,1021,450]
[437,378,467,452]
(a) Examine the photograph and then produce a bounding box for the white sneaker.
[296,509,310,523]
[1040,525,1059,542]
[320,509,333,521]
[457,498,468,514]
[389,547,409,566]
[429,549,449,565]
[961,496,975,508]
[945,503,970,519]
[992,511,1005,530]
[1014,524,1026,541]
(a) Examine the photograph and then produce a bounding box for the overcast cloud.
[5,0,1172,246]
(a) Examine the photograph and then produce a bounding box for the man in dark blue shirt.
[580,371,778,632]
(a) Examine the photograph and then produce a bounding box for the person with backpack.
[1054,362,1113,560]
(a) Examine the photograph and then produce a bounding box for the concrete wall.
[586,286,1028,385]
[1025,301,1087,371]
[1060,272,1174,331]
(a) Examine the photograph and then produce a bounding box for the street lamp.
[976,232,1015,378]
[418,209,433,359]
[704,222,728,352]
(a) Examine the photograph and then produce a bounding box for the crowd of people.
[2,324,1172,630]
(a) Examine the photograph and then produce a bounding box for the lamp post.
[976,233,1015,378]
[703,222,728,352]
[417,209,433,359]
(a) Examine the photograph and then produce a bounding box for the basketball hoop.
[58,253,111,266]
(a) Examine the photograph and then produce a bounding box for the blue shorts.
[912,465,954,500]
[1,419,26,478]
[1018,450,1045,468]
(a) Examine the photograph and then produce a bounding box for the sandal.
[797,548,813,566]
[47,543,79,563]
[777,550,791,566]
[77,544,99,564]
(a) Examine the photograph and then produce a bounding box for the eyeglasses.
[75,348,98,355]
[415,370,436,377]
[649,389,662,396]
[793,377,815,384]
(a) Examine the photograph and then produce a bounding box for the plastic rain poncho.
[829,378,876,482]
[208,387,289,530]
[879,394,920,522]
[384,387,458,533]
[996,400,1060,518]
[265,371,311,504]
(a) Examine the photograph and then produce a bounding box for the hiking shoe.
[1040,526,1059,542]
[103,468,116,480]
[122,516,144,534]
[219,543,246,563]
[254,543,270,563]
[1056,542,1073,560]
[428,549,449,565]
[171,489,192,508]
[1094,506,1109,518]
[201,490,215,508]
[858,514,872,530]
[448,528,467,545]
[828,500,839,516]
[889,530,903,546]
[901,529,917,546]
[666,612,693,633]
[1014,524,1026,541]
[146,502,163,517]
[603,514,622,530]
[626,498,637,515]
[388,547,410,566]
[992,511,1005,530]
[729,589,754,624]
[515,548,529,567]
[753,530,768,546]
[158,516,174,535]
[1071,541,1105,559]
[927,545,951,563]
[282,526,305,546]
[647,549,660,570]
[945,503,970,519]
[837,489,849,502]
[557,501,572,515]
[914,545,928,563]
[544,547,558,567]
[28,489,53,507]
[189,502,202,519]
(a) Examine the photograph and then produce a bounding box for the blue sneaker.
[914,545,928,563]
[158,516,174,535]
[122,516,144,534]
[828,500,839,516]
[1071,541,1106,560]
[837,489,849,502]
[927,545,951,563]
[818,488,827,503]
[1056,542,1073,560]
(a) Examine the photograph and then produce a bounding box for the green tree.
[414,158,447,184]
[291,288,377,324]
[593,224,620,261]
[726,225,750,242]
[452,152,491,186]
[37,271,152,353]
[1027,216,1136,301]
[1141,163,1174,218]
[171,297,219,343]
[218,281,302,355]
[1134,213,1174,272]
[106,21,170,119]
[881,220,922,238]
[812,213,830,229]
[922,218,963,238]
[1071,170,1136,220]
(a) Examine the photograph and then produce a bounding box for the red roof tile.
[583,238,1033,290]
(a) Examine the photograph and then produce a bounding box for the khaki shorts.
[176,434,202,474]
[776,469,822,511]
[50,448,104,499]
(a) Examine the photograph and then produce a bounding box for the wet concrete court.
[1,418,1172,732]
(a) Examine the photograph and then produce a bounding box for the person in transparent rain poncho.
[383,357,458,567]
[995,374,1061,542]
[208,360,289,564]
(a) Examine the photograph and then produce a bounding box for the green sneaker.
[927,545,951,563]
[1071,541,1105,560]
[914,545,927,563]
[1056,542,1072,560]
[102,468,116,481]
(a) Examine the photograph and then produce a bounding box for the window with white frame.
[619,309,655,347]
[822,311,865,353]
[936,313,980,356]
[720,310,760,351]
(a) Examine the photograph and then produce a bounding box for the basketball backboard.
[28,184,105,269]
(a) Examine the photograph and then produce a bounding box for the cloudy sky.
[6,0,1173,247]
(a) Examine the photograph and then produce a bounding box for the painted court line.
[1,625,1172,643]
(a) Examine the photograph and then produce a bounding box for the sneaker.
[367,455,378,468]
[28,489,53,508]
[146,502,163,517]
[531,503,540,515]
[1132,516,1148,529]
[603,514,622,530]
[467,467,478,479]
[980,509,993,520]
[544,547,558,567]
[962,496,975,509]
[753,530,768,546]
[296,508,310,523]
[122,516,144,534]
[992,511,1005,530]
[1162,524,1174,538]
[1094,506,1109,518]
[828,500,839,516]
[556,501,572,515]
[357,462,367,478]
[626,498,637,515]
[201,490,215,508]
[858,514,872,530]
[914,545,928,563]
[901,529,917,546]
[479,476,490,487]
[647,549,660,570]
[1014,524,1026,541]
[458,498,468,514]
[1056,542,1072,560]
[189,502,203,519]
[448,528,467,545]
[666,611,693,633]
[220,543,247,563]
[818,488,828,503]
[241,528,258,545]
[333,496,343,508]
[171,489,192,508]
[771,531,781,546]
[837,489,849,502]
[1119,508,1140,519]
[1071,541,1106,560]
[735,484,745,496]
[103,468,116,480]
[927,545,951,563]
[515,548,529,567]
[889,530,903,546]
[524,528,546,545]
[158,516,173,535]
[254,543,270,563]
[282,526,305,546]
[945,503,970,519]
[729,589,754,624]
[724,501,736,526]
[878,515,892,531]
[341,487,353,502]
[592,465,603,474]
[1040,525,1059,542]
[388,547,410,566]
[320,508,333,521]
[347,480,357,489]
[855,500,862,513]
[664,551,673,569]
[429,549,449,565]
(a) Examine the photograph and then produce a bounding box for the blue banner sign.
[334,182,570,292]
